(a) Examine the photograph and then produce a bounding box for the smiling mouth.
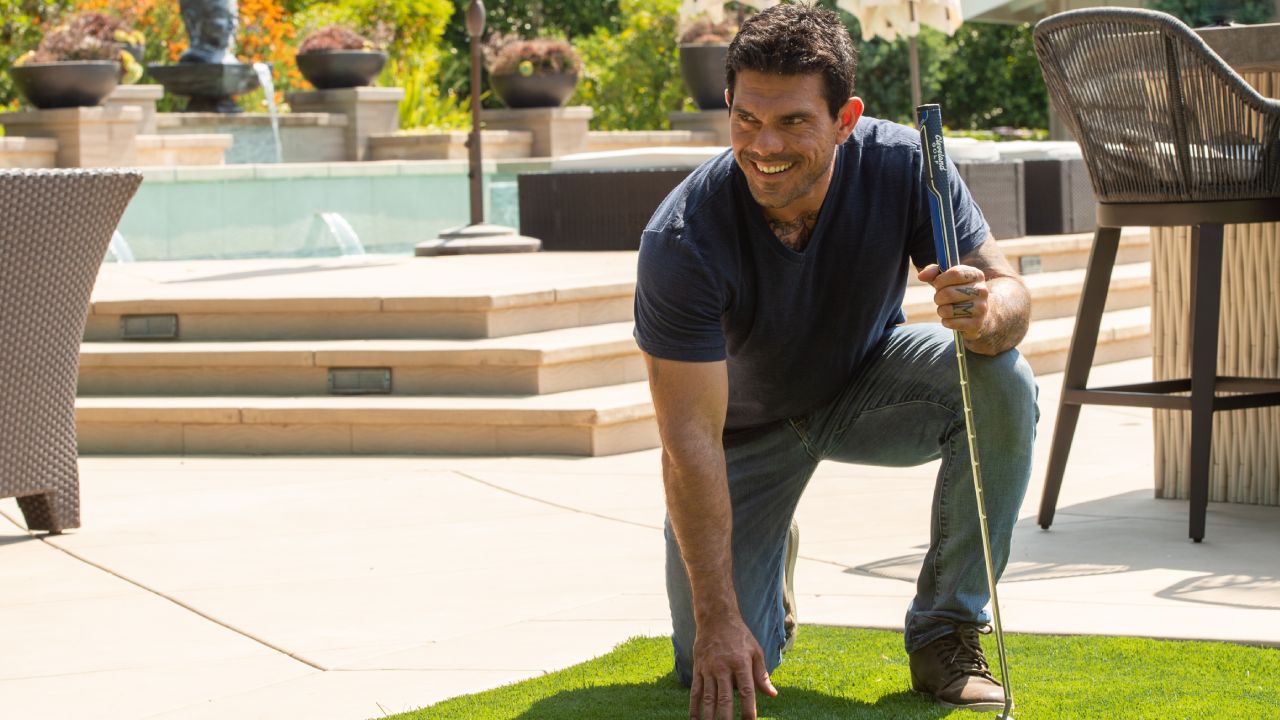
[753,160,794,175]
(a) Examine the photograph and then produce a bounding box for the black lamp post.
[415,0,540,257]
[466,0,485,225]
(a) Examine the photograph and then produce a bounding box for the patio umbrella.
[837,0,963,112]
[678,0,779,25]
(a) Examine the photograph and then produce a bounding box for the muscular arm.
[919,235,1031,356]
[643,353,775,719]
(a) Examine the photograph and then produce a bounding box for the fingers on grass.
[734,666,757,720]
[753,652,777,697]
[717,675,736,720]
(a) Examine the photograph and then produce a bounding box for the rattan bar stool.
[0,169,142,533]
[1033,8,1280,542]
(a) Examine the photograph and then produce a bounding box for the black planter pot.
[490,71,578,109]
[679,43,729,110]
[296,50,387,90]
[8,61,121,109]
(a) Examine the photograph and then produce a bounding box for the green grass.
[390,626,1279,719]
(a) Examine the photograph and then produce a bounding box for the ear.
[836,97,863,142]
[724,87,732,108]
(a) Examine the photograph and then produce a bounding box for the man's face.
[728,70,860,218]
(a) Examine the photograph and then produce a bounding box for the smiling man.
[634,4,1038,719]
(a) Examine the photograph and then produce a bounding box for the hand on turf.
[689,616,778,720]
[919,263,990,345]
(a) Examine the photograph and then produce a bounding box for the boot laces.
[934,623,996,684]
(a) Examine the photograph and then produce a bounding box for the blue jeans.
[666,323,1038,684]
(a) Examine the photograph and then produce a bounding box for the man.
[634,4,1037,719]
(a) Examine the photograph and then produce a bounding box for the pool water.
[113,160,539,262]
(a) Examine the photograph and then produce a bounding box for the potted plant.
[677,0,775,110]
[9,12,145,109]
[483,34,581,109]
[296,24,389,90]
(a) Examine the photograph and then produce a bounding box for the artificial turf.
[389,626,1279,719]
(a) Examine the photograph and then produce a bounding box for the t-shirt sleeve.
[633,228,727,362]
[908,153,991,270]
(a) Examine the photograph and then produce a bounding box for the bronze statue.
[178,0,240,64]
[149,0,257,112]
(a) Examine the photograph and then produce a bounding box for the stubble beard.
[742,154,832,211]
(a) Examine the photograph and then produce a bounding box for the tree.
[1146,0,1275,26]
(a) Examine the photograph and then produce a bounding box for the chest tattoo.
[768,211,820,252]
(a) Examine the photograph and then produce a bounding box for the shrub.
[1,0,64,107]
[298,24,381,54]
[571,0,690,130]
[291,0,461,129]
[440,0,621,108]
[937,22,1048,130]
[73,0,186,64]
[23,11,135,62]
[1146,0,1275,25]
[483,34,580,77]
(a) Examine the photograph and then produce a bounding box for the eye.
[784,116,806,126]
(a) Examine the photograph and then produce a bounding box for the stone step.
[74,307,1149,457]
[905,227,1149,285]
[903,261,1150,324]
[1020,306,1151,375]
[79,323,644,397]
[75,382,658,457]
[999,227,1150,275]
[87,253,637,341]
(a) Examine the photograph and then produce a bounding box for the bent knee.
[969,348,1038,416]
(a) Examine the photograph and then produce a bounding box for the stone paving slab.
[91,253,638,308]
[2,359,1278,719]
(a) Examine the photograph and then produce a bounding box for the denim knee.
[967,348,1039,431]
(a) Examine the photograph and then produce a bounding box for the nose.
[749,124,785,159]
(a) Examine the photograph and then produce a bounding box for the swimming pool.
[112,158,548,262]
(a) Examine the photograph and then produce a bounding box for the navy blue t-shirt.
[633,117,990,430]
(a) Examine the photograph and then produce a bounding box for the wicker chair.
[0,169,143,533]
[1033,8,1280,542]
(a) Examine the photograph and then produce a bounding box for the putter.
[916,103,1014,720]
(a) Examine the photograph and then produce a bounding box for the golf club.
[916,103,1015,720]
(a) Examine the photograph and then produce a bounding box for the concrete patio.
[3,357,1278,719]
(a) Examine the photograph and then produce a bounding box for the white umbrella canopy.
[836,0,964,111]
[837,0,963,41]
[678,0,779,26]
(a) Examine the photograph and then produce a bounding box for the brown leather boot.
[909,624,1008,711]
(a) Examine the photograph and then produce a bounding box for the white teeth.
[755,161,792,174]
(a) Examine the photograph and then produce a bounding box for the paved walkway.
[2,359,1278,719]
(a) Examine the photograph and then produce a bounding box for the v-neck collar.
[739,144,846,263]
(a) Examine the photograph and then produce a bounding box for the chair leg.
[14,478,79,534]
[1186,223,1223,543]
[16,493,64,534]
[1039,225,1122,529]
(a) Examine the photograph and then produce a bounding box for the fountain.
[317,212,366,256]
[148,0,260,113]
[107,231,137,263]
[252,62,283,162]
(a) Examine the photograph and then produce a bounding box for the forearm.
[662,443,741,624]
[967,275,1030,356]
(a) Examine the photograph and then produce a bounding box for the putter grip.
[916,104,960,272]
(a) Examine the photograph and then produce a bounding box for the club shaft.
[917,103,1013,719]
[952,332,1013,718]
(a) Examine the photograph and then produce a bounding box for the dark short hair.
[726,3,858,119]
